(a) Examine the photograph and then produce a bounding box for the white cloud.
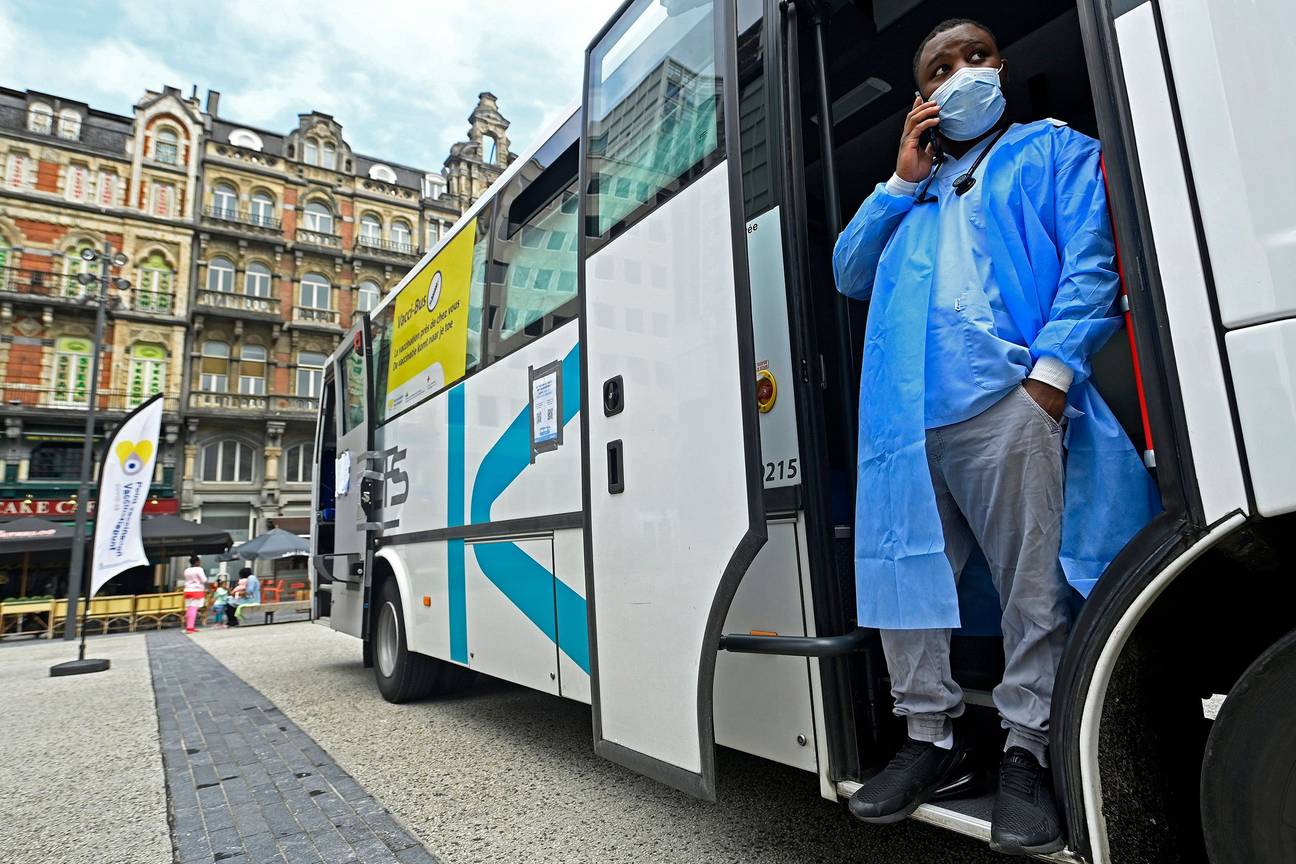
[1,0,622,168]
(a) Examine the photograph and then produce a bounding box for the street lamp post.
[58,242,130,655]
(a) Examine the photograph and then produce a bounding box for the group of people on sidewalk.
[181,555,261,633]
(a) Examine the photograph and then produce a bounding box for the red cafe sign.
[0,497,179,518]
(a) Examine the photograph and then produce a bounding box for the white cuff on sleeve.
[884,173,920,197]
[1028,355,1075,392]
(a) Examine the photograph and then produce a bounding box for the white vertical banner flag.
[90,394,163,598]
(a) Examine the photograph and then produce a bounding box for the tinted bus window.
[585,0,722,246]
[737,0,771,219]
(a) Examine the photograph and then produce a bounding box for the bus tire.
[1200,626,1296,864]
[372,579,441,703]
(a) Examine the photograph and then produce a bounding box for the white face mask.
[930,65,1006,141]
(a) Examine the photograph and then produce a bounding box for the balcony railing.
[123,289,175,315]
[188,390,318,415]
[0,266,82,300]
[294,227,342,249]
[290,305,340,327]
[2,383,179,413]
[202,205,282,231]
[194,289,280,316]
[355,236,420,258]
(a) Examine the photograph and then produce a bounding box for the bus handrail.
[718,628,871,657]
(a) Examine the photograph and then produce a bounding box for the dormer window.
[228,128,263,151]
[369,164,398,183]
[28,102,53,134]
[322,142,336,170]
[57,109,82,140]
[304,137,319,166]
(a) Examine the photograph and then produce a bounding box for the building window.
[28,103,53,134]
[250,192,274,226]
[359,214,381,245]
[245,262,272,297]
[391,220,412,250]
[63,244,96,296]
[154,127,179,165]
[57,109,82,140]
[52,336,93,405]
[482,134,498,165]
[304,138,318,166]
[199,340,230,391]
[296,351,327,397]
[65,164,90,202]
[283,442,314,484]
[150,181,177,217]
[302,201,334,234]
[356,280,380,313]
[238,344,267,395]
[135,253,173,312]
[29,444,83,480]
[127,343,167,407]
[5,153,30,189]
[200,439,255,483]
[322,142,336,170]
[370,164,397,183]
[206,257,235,293]
[299,273,330,309]
[212,182,238,218]
[98,172,118,207]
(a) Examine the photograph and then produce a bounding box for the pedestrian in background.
[181,555,208,634]
[233,567,261,626]
[210,579,230,628]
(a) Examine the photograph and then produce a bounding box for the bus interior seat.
[800,2,1160,694]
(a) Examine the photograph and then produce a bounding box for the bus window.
[370,302,394,423]
[490,183,579,356]
[585,0,722,248]
[737,0,772,220]
[339,346,366,434]
[466,205,491,371]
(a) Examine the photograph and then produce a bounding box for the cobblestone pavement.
[148,629,439,864]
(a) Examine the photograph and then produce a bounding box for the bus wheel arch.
[1073,512,1296,864]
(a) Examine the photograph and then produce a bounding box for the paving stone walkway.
[148,630,440,864]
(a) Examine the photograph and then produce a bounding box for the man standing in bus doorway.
[832,18,1159,856]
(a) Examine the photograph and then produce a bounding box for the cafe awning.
[0,517,77,554]
[141,515,232,558]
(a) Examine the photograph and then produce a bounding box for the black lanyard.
[915,125,1010,204]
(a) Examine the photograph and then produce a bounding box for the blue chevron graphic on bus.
[444,343,587,672]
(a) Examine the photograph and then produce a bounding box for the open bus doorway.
[783,0,1165,829]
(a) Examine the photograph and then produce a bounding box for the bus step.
[834,781,1086,863]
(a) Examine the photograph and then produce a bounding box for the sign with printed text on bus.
[385,217,476,414]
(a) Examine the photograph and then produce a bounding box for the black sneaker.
[989,747,1065,855]
[848,736,971,824]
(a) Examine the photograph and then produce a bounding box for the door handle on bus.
[606,439,624,494]
[718,628,872,657]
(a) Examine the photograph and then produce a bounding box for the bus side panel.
[714,518,817,772]
[462,321,582,526]
[554,527,591,704]
[465,536,560,695]
[376,397,450,537]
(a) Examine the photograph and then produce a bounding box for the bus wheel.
[1200,627,1296,864]
[372,579,445,703]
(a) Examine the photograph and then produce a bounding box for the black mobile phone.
[915,90,940,155]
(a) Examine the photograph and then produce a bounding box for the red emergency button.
[756,369,777,413]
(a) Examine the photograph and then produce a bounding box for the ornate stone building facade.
[0,83,513,572]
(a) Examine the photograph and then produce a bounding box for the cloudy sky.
[0,0,622,169]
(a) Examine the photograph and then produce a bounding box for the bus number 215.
[765,458,798,482]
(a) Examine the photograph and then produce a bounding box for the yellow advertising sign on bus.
[385,218,477,415]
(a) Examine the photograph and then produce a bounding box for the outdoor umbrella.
[141,515,232,558]
[232,528,310,561]
[0,517,78,596]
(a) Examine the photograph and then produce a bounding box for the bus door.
[580,0,766,801]
[329,317,377,640]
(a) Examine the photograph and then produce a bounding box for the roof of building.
[0,87,133,157]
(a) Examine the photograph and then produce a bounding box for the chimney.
[206,89,221,117]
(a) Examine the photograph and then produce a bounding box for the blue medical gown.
[833,120,1161,630]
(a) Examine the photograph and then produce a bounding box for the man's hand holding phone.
[897,95,940,183]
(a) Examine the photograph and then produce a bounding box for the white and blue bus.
[311,1,1296,861]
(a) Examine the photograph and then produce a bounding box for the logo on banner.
[116,440,153,475]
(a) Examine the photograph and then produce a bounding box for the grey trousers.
[879,384,1072,766]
